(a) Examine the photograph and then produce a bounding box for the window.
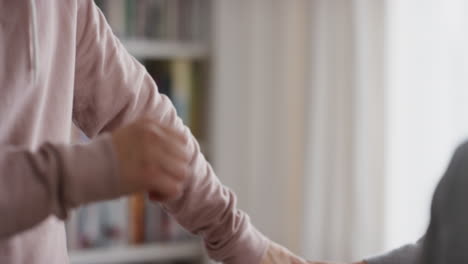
[385,0,468,249]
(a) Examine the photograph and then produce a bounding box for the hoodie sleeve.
[0,134,121,239]
[72,1,268,263]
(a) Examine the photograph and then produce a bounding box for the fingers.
[147,172,183,201]
[290,255,307,264]
[144,118,189,146]
[148,189,183,202]
[305,262,347,264]
[119,118,192,200]
[141,132,190,182]
[154,149,190,181]
[160,123,190,146]
[160,137,192,166]
[261,241,311,264]
[145,121,192,164]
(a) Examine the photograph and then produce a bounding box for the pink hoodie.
[0,0,267,263]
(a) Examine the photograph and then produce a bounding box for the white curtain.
[212,0,468,261]
[302,0,386,261]
[211,0,386,261]
[211,0,308,253]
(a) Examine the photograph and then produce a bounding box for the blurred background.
[68,0,468,263]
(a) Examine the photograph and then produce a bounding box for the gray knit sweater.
[366,240,422,264]
[366,141,468,264]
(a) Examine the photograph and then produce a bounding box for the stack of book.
[95,0,210,41]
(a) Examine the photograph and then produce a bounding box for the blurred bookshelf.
[69,241,205,264]
[67,0,212,263]
[122,40,208,59]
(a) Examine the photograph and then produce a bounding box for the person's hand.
[259,241,368,264]
[112,118,191,201]
[308,261,366,264]
[260,241,308,264]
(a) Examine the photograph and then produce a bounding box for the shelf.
[69,240,204,264]
[122,39,209,59]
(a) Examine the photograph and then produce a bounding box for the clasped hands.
[112,118,192,201]
[260,241,366,264]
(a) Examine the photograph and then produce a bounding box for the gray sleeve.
[365,238,423,264]
[367,141,468,264]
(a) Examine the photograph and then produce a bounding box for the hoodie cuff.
[62,133,121,209]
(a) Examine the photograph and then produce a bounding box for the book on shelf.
[94,0,209,42]
[66,192,194,250]
[128,193,145,244]
[143,59,205,140]
[170,59,193,126]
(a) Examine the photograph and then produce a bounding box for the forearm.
[162,128,268,263]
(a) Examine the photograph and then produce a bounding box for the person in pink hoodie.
[0,1,311,263]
